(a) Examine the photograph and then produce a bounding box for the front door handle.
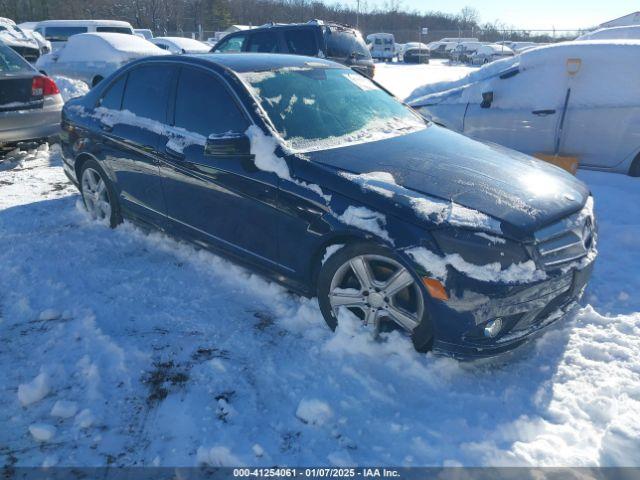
[532,109,556,116]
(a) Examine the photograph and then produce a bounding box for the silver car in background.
[0,42,62,153]
[36,32,168,87]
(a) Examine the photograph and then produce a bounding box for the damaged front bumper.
[427,259,595,359]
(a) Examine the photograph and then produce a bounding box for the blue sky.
[349,0,634,30]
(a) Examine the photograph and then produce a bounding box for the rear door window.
[99,74,127,110]
[283,28,317,56]
[247,31,279,53]
[121,65,174,123]
[173,67,248,137]
[214,34,248,53]
[43,26,88,42]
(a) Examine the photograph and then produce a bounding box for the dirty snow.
[0,63,639,468]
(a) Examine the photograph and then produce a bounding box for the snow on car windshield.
[240,66,426,152]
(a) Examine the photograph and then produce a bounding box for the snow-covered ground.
[1,65,639,468]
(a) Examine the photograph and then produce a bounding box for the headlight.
[431,228,530,269]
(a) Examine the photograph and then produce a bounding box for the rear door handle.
[532,109,556,116]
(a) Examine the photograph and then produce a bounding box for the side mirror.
[481,91,494,109]
[205,133,252,157]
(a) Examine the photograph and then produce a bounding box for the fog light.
[484,318,503,338]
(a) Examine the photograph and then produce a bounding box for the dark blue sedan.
[59,54,597,358]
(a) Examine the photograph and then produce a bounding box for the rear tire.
[79,159,122,228]
[317,242,433,352]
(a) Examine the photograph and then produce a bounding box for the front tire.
[317,242,433,352]
[79,159,121,228]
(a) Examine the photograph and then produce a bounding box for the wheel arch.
[308,232,376,291]
[74,152,101,186]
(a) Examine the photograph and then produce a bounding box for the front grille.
[534,197,596,270]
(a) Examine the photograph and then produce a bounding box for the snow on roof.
[35,19,133,28]
[477,44,514,54]
[60,32,168,61]
[408,40,640,105]
[577,25,640,41]
[154,36,209,52]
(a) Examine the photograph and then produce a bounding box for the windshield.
[240,66,426,152]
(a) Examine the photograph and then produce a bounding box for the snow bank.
[18,372,50,406]
[53,76,89,102]
[296,399,333,426]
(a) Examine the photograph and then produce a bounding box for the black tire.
[317,241,433,353]
[92,76,104,87]
[79,159,122,228]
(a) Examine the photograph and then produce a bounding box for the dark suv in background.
[211,20,375,78]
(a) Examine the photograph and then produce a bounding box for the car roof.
[35,19,132,27]
[180,53,342,73]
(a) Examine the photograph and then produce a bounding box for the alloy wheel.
[328,254,424,334]
[81,167,111,222]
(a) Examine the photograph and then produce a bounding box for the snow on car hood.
[306,126,589,238]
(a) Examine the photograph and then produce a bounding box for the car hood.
[305,126,589,239]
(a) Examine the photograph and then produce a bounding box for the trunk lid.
[0,74,42,112]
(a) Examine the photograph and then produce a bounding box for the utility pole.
[356,0,360,28]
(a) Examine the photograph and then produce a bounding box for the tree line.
[1,0,575,43]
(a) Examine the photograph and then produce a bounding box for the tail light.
[32,76,60,97]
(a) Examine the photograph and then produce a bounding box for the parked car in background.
[429,38,478,58]
[17,21,52,55]
[508,41,543,53]
[468,44,514,64]
[366,32,396,61]
[0,42,62,153]
[34,20,135,51]
[450,41,483,62]
[151,36,210,54]
[60,53,596,359]
[36,32,168,87]
[0,17,42,62]
[134,29,153,40]
[576,25,640,41]
[402,42,430,63]
[211,20,375,78]
[408,41,640,175]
